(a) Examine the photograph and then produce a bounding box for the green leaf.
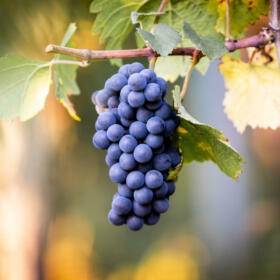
[54,23,81,120]
[173,85,244,180]
[183,21,227,60]
[137,23,181,56]
[0,54,51,121]
[60,22,77,47]
[215,0,269,38]
[89,0,222,64]
[131,11,163,24]
[154,56,187,82]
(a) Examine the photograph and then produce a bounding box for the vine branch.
[46,31,273,62]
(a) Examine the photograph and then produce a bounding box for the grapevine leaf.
[183,21,227,60]
[220,51,280,133]
[137,23,181,56]
[54,23,81,120]
[131,11,163,24]
[155,57,188,82]
[90,0,221,64]
[0,54,51,121]
[60,22,77,47]
[215,0,269,38]
[173,85,244,180]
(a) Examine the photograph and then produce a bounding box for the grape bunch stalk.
[92,62,181,231]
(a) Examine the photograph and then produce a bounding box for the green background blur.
[1,1,280,279]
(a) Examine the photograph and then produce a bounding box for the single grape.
[95,120,103,131]
[136,107,154,123]
[107,124,124,142]
[144,83,162,102]
[118,184,133,198]
[154,182,168,198]
[119,135,138,153]
[140,69,156,82]
[109,163,128,183]
[108,209,125,226]
[145,134,164,149]
[105,73,127,92]
[126,215,144,231]
[119,153,137,171]
[126,170,145,189]
[112,196,132,215]
[166,147,181,167]
[153,198,169,214]
[134,187,154,204]
[166,180,176,196]
[93,130,111,149]
[146,116,165,134]
[153,153,172,171]
[128,62,145,75]
[119,64,130,78]
[128,73,147,91]
[128,91,145,108]
[133,144,153,163]
[108,96,119,108]
[129,121,148,140]
[145,212,160,225]
[120,85,131,102]
[155,102,172,120]
[107,143,122,160]
[145,99,163,111]
[145,170,163,189]
[95,89,110,107]
[97,111,117,130]
[156,77,167,93]
[105,154,118,166]
[133,202,152,217]
[118,102,135,120]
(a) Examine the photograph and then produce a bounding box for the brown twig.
[154,0,168,24]
[46,30,273,61]
[225,0,231,39]
[180,49,200,101]
[270,0,280,68]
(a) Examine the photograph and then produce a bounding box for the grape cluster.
[92,62,181,231]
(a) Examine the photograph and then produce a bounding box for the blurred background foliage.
[0,0,280,279]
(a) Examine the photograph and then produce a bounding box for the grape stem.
[179,49,200,102]
[154,0,168,24]
[45,31,274,62]
[225,0,231,40]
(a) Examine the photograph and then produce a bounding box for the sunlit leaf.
[0,54,51,121]
[54,22,80,120]
[220,52,280,133]
[173,85,244,180]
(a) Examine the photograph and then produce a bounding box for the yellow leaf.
[220,54,280,133]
